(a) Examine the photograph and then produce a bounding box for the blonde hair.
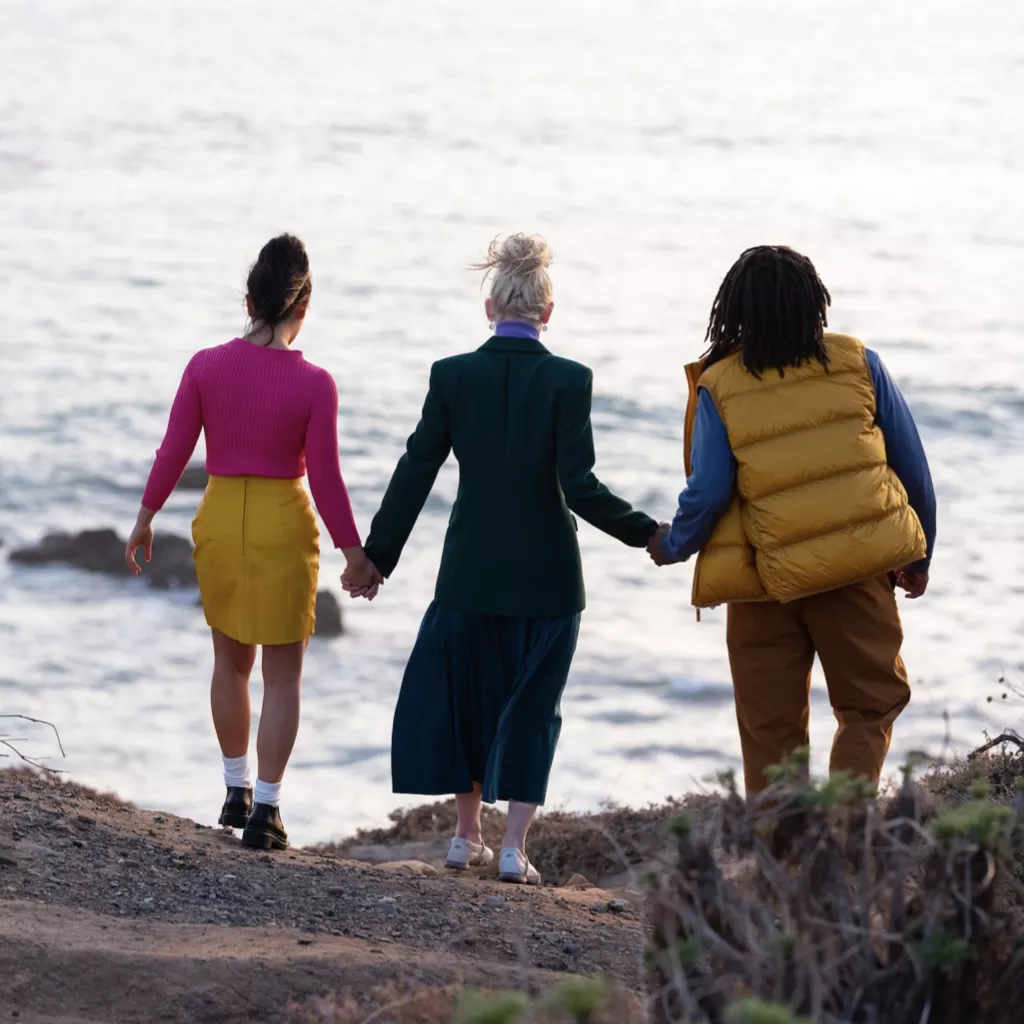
[471,233,553,323]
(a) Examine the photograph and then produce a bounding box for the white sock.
[254,778,282,807]
[222,754,251,789]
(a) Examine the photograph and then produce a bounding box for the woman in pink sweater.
[125,234,377,850]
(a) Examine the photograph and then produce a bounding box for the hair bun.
[246,234,312,337]
[469,233,554,324]
[473,233,553,277]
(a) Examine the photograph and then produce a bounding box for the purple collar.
[495,320,541,340]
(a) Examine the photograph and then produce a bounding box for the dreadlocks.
[702,245,832,378]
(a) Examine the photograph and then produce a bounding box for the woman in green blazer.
[345,234,659,884]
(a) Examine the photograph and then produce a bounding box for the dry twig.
[645,753,1024,1024]
[0,714,67,772]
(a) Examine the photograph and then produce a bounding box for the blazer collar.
[479,335,550,355]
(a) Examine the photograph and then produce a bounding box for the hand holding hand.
[125,509,155,575]
[341,548,384,601]
[647,523,672,567]
[896,568,928,599]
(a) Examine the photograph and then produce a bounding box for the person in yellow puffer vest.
[649,246,937,794]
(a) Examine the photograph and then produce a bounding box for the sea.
[1,0,1023,845]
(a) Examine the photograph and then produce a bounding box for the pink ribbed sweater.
[141,339,361,549]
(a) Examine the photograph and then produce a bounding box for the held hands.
[647,523,672,567]
[125,508,156,574]
[341,547,384,601]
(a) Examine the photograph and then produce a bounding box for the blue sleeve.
[660,389,736,562]
[866,349,936,573]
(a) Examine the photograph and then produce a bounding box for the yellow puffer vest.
[684,333,927,608]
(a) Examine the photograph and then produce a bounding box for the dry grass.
[316,795,717,886]
[287,978,643,1024]
[646,750,1024,1023]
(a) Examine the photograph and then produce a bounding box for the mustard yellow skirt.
[192,475,320,646]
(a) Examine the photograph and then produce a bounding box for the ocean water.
[1,0,1023,845]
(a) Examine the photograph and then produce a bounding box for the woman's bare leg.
[210,629,257,758]
[503,801,538,854]
[256,640,307,783]
[455,783,484,845]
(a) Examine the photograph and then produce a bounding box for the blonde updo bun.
[471,233,553,323]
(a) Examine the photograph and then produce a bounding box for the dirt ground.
[0,770,660,1024]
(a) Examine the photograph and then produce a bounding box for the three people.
[129,234,935,875]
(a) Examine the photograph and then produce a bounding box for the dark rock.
[314,590,344,637]
[563,939,583,956]
[484,895,505,908]
[607,898,629,914]
[12,529,129,575]
[136,534,196,590]
[10,529,196,589]
[177,465,209,491]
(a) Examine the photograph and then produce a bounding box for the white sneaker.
[498,847,542,885]
[444,837,495,871]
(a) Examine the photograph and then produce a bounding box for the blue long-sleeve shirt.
[661,350,936,574]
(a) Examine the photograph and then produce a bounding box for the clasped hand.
[647,522,672,567]
[341,549,384,601]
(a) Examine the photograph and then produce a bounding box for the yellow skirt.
[192,475,320,646]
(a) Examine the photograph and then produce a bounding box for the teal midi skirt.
[391,601,581,805]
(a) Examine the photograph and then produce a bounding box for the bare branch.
[0,714,67,758]
[0,738,65,774]
[968,731,1024,760]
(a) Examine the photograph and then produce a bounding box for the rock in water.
[314,590,344,637]
[10,529,196,589]
[147,534,197,589]
[11,529,129,575]
[177,464,209,491]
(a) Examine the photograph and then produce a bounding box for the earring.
[541,324,548,332]
[488,322,495,330]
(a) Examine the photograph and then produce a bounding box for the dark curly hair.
[702,245,831,378]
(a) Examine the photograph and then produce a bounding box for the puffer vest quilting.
[684,333,927,607]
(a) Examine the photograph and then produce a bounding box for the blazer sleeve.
[364,364,452,577]
[555,367,658,547]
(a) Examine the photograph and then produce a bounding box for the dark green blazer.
[364,336,658,618]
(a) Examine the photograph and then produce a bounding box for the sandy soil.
[0,770,654,1023]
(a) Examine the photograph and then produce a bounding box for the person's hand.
[125,510,155,574]
[896,569,928,599]
[647,523,672,567]
[341,548,384,601]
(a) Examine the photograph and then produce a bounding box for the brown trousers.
[726,575,911,794]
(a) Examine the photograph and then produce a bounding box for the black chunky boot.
[242,803,288,850]
[218,786,253,829]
